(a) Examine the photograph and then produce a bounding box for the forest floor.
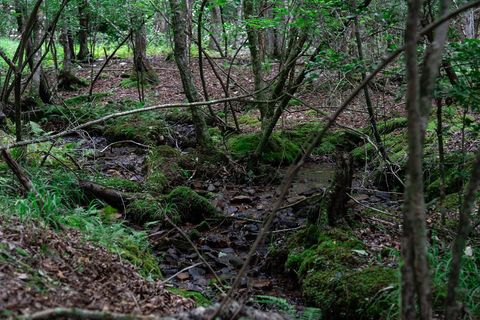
[1,55,479,319]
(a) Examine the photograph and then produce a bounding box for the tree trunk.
[401,0,450,318]
[132,20,159,84]
[243,0,268,124]
[353,15,390,167]
[461,8,476,38]
[209,5,223,53]
[327,153,353,226]
[445,151,480,319]
[77,0,90,62]
[401,0,430,318]
[169,0,212,148]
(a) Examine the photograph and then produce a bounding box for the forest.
[0,0,479,319]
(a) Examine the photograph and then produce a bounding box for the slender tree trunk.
[401,0,450,318]
[354,16,389,165]
[132,20,159,84]
[436,98,446,213]
[401,0,430,318]
[77,0,90,62]
[169,0,212,148]
[243,0,267,124]
[445,151,480,319]
[209,6,223,53]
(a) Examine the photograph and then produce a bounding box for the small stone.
[231,195,253,204]
[176,272,190,280]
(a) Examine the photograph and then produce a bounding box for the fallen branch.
[0,92,276,152]
[17,307,157,320]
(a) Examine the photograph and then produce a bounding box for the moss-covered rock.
[286,228,366,276]
[104,114,168,145]
[303,266,398,319]
[126,198,164,224]
[94,176,142,193]
[284,227,398,319]
[166,186,217,223]
[145,145,184,193]
[282,122,361,156]
[228,133,300,165]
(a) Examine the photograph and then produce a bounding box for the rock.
[231,195,254,204]
[176,272,190,280]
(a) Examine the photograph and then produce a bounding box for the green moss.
[164,107,193,123]
[168,288,211,306]
[144,171,168,194]
[286,228,366,277]
[283,122,360,156]
[166,187,217,223]
[238,113,261,126]
[145,146,183,191]
[104,114,167,145]
[228,133,300,164]
[375,117,408,134]
[118,237,162,278]
[94,176,142,193]
[64,93,110,106]
[303,266,398,319]
[126,198,164,224]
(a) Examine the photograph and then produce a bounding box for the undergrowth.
[0,166,162,279]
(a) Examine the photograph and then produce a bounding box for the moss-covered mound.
[286,227,398,319]
[282,122,362,156]
[303,266,398,319]
[145,145,184,193]
[93,176,142,193]
[126,197,165,225]
[351,116,477,200]
[104,114,168,145]
[166,187,217,223]
[228,133,300,165]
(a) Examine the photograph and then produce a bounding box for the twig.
[347,193,397,218]
[99,140,151,153]
[164,215,225,293]
[160,262,204,285]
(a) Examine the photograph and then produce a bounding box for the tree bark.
[445,150,480,319]
[327,153,353,226]
[401,0,429,318]
[169,0,212,148]
[132,20,159,84]
[243,0,268,124]
[77,0,90,62]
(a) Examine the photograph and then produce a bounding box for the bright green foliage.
[286,228,366,277]
[144,171,168,193]
[166,186,217,223]
[228,133,300,164]
[64,93,111,106]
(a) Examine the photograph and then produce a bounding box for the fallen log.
[18,302,288,320]
[78,180,132,210]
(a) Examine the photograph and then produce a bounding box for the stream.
[60,130,339,310]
